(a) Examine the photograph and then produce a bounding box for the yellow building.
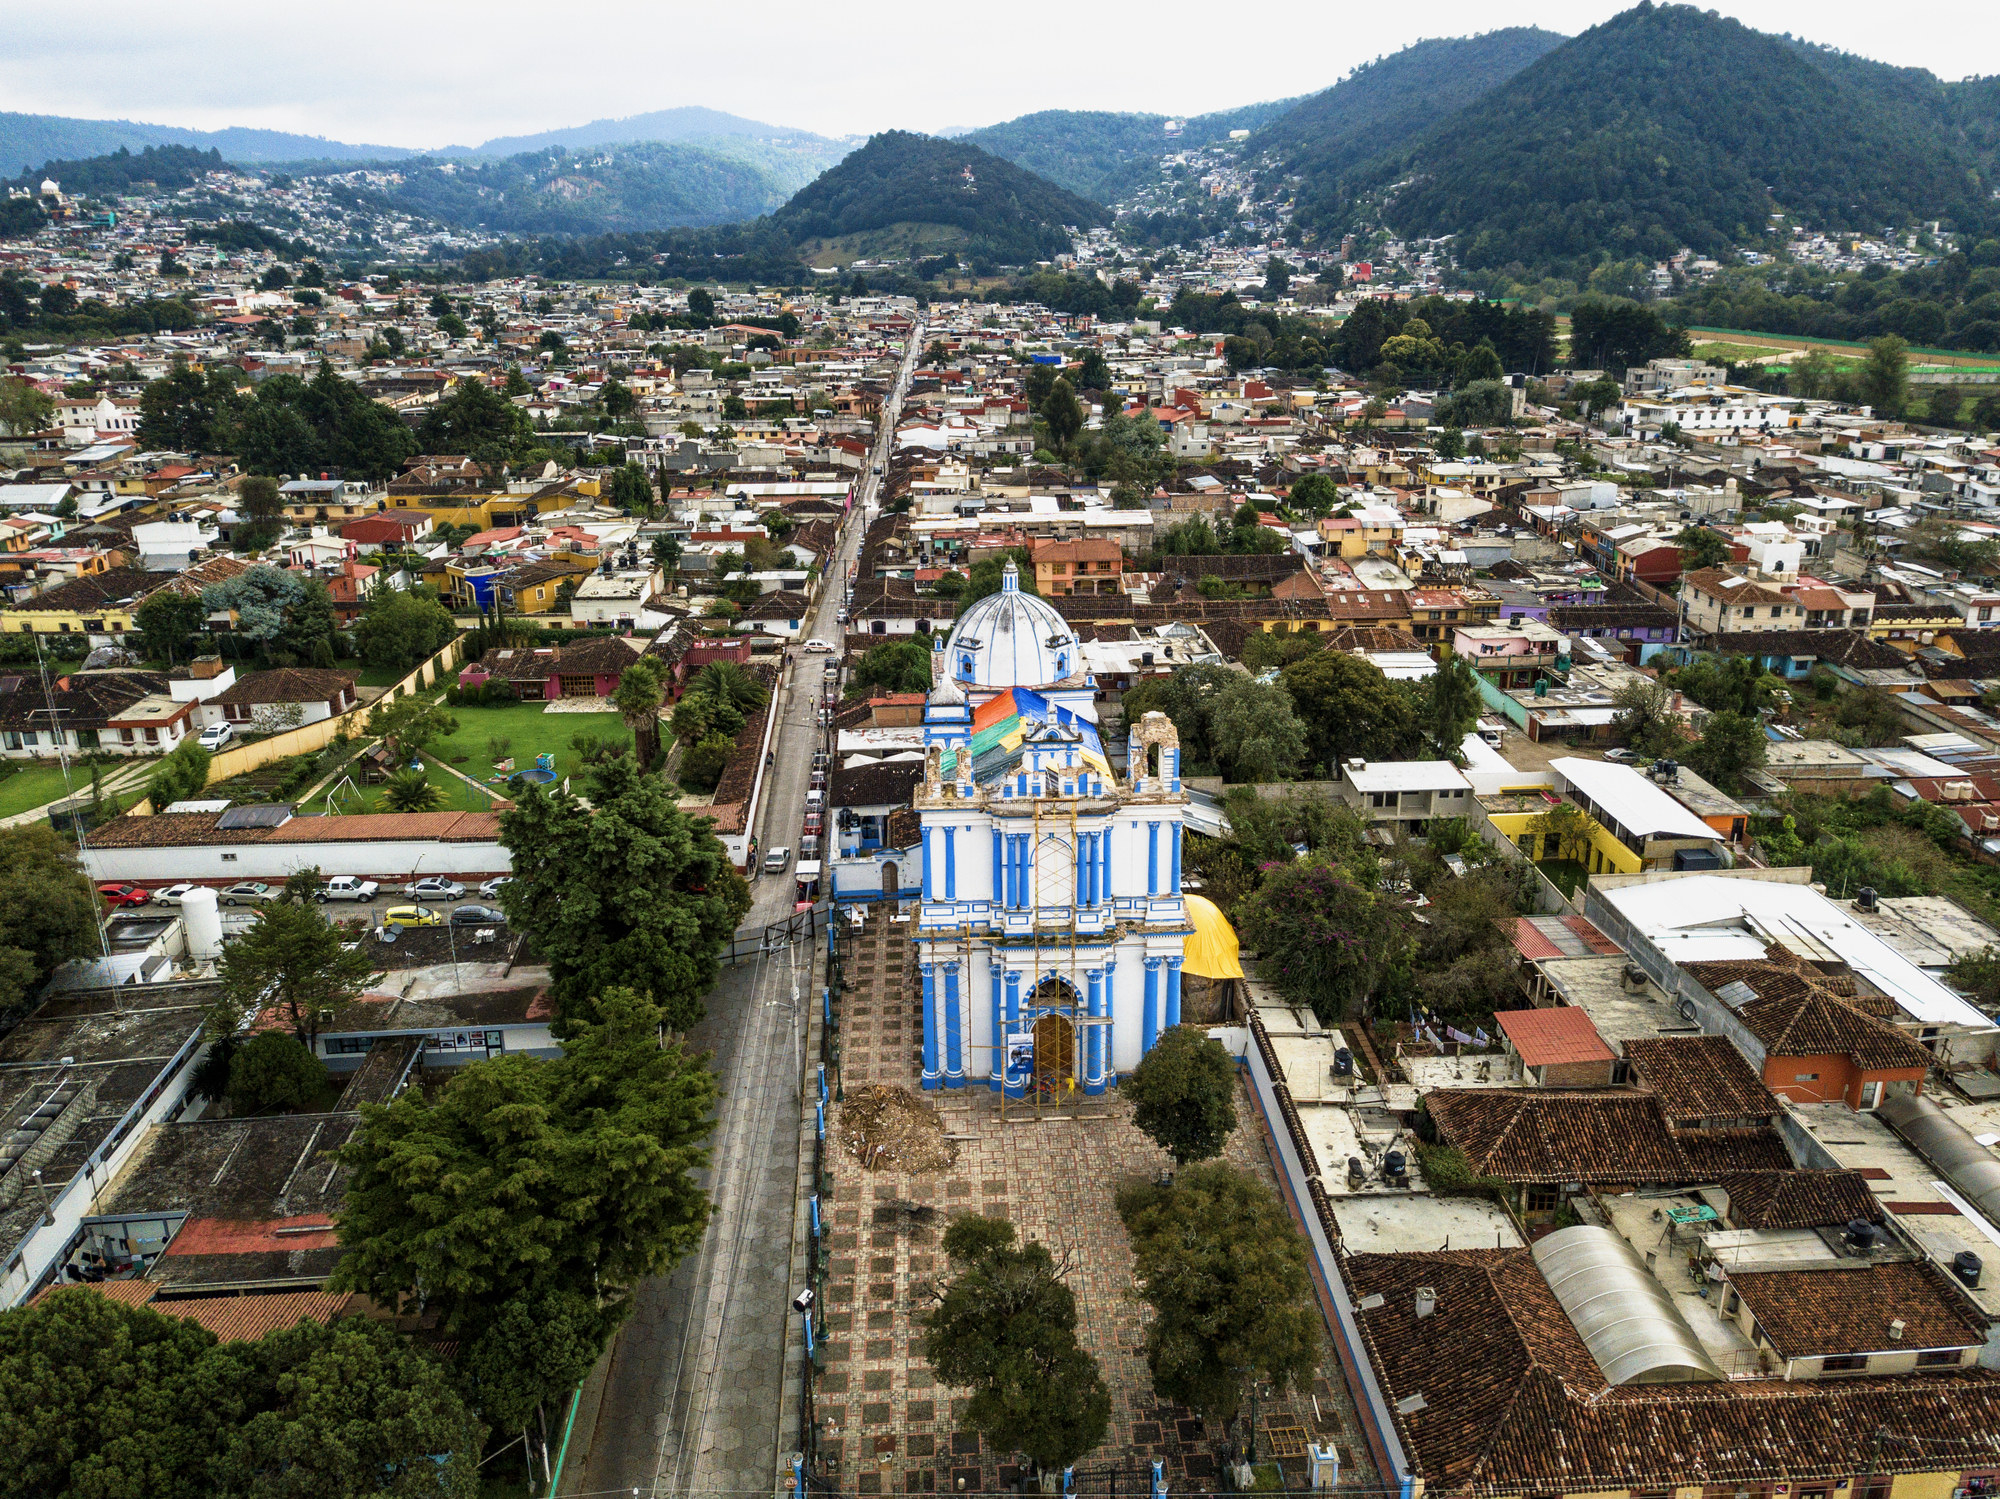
[0,566,154,638]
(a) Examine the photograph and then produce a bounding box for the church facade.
[912,562,1190,1095]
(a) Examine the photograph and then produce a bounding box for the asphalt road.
[570,326,922,1499]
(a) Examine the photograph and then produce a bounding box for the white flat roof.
[1344,760,1471,794]
[1598,874,1994,1030]
[1551,757,1715,841]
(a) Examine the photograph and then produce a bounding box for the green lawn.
[430,701,634,790]
[0,761,85,818]
[332,657,413,688]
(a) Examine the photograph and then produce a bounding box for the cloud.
[0,0,1994,151]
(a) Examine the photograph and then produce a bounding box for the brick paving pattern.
[817,908,1377,1495]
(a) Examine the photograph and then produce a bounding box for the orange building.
[1031,537,1122,597]
[1684,957,1931,1111]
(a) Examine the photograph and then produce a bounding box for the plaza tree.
[1122,1024,1238,1165]
[920,1217,1111,1473]
[1115,1164,1321,1432]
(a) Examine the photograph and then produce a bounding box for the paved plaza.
[816,907,1377,1495]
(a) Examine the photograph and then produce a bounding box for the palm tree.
[382,769,445,813]
[693,660,768,713]
[612,656,667,770]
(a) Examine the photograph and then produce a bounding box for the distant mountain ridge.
[0,111,418,172]
[374,138,852,235]
[0,104,842,176]
[453,106,847,157]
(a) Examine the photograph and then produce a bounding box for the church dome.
[942,560,1078,688]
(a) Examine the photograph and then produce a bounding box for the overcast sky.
[4,0,1995,149]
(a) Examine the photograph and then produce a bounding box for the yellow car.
[381,905,440,928]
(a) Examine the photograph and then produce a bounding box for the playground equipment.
[320,774,363,815]
[506,752,559,787]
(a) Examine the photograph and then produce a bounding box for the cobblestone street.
[816,907,1376,1495]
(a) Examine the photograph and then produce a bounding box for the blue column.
[1169,825,1181,893]
[1086,832,1099,905]
[921,828,934,901]
[1147,822,1160,895]
[991,828,1002,906]
[920,961,940,1088]
[989,958,1004,1091]
[1165,957,1183,1029]
[1085,966,1106,1093]
[1004,969,1023,1098]
[944,961,962,1084]
[944,827,957,901]
[1100,831,1111,904]
[1143,957,1162,1055]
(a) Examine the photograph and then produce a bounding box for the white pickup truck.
[314,876,379,903]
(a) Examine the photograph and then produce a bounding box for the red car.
[98,883,151,908]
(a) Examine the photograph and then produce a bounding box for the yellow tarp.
[1181,894,1244,980]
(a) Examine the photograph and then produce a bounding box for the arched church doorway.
[1029,975,1079,1094]
[1032,1014,1075,1094]
[882,861,899,895]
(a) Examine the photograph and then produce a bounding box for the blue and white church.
[913,560,1191,1095]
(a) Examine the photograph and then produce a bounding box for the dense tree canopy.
[333,988,717,1340]
[498,755,750,1030]
[0,825,99,1025]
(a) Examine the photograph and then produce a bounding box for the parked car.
[764,845,791,874]
[404,877,466,901]
[97,883,150,908]
[449,904,506,927]
[803,639,835,654]
[381,905,440,928]
[1603,747,1639,763]
[315,877,379,903]
[151,883,201,905]
[219,882,275,906]
[197,723,234,751]
[478,876,513,900]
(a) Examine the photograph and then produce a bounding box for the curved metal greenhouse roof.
[1880,1092,2000,1225]
[1531,1225,1726,1385]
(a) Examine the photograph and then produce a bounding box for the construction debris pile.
[839,1085,958,1173]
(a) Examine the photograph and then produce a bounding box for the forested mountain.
[0,111,414,170]
[375,139,845,235]
[771,131,1107,263]
[1357,5,1994,276]
[4,144,222,195]
[959,99,1298,201]
[1259,29,1563,182]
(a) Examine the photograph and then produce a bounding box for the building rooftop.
[1727,1259,1988,1360]
[1495,1006,1616,1068]
[1552,756,1717,842]
[1594,872,1994,1031]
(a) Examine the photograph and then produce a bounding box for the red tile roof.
[1494,1007,1615,1066]
[33,1281,359,1343]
